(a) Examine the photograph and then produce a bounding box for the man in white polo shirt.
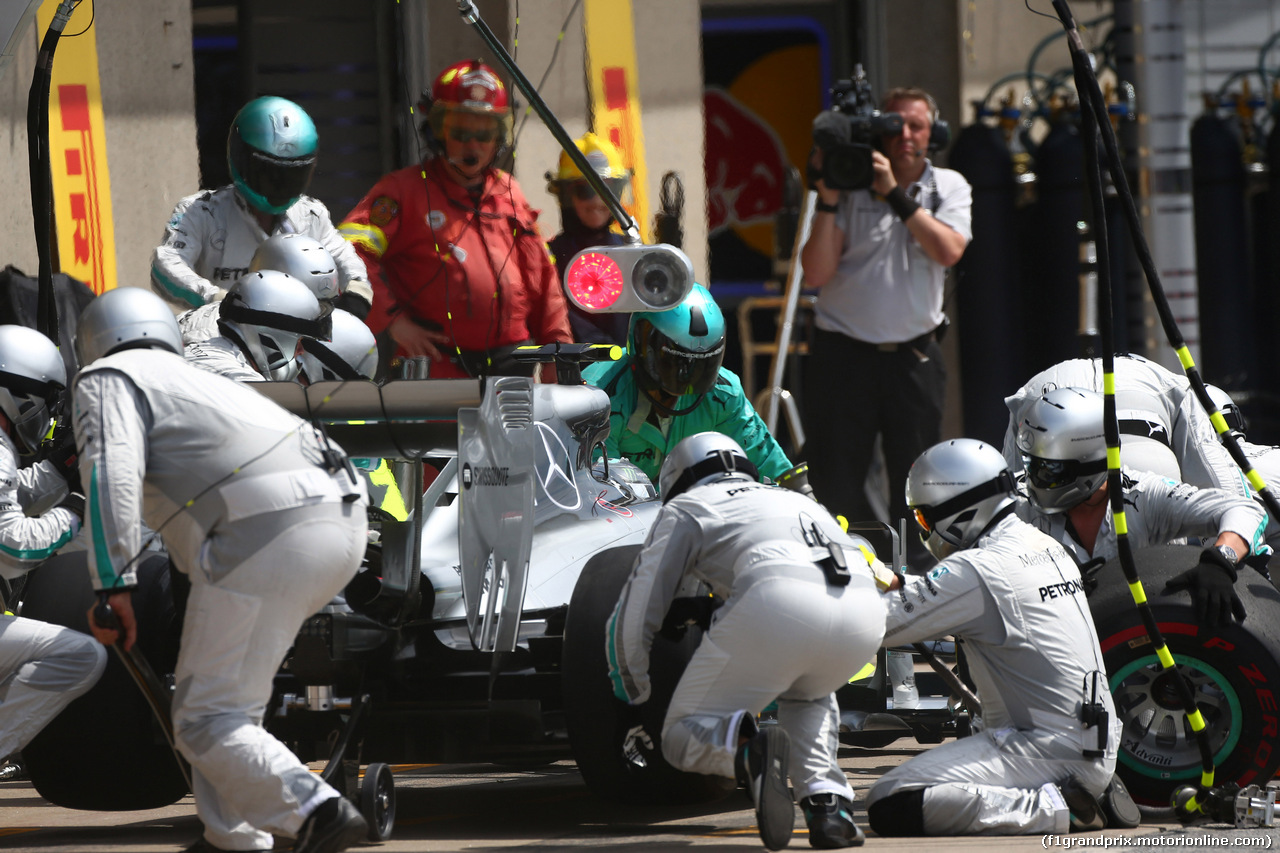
[800,85,972,570]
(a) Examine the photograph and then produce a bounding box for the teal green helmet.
[227,96,318,214]
[629,284,726,413]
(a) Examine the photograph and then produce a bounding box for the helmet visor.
[233,147,317,210]
[11,395,50,455]
[648,336,725,398]
[913,507,932,534]
[1025,456,1106,491]
[571,177,629,201]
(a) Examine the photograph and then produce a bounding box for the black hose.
[28,1,78,343]
[1052,0,1226,812]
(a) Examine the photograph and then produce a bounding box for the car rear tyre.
[20,551,188,810]
[562,545,735,804]
[1090,545,1280,805]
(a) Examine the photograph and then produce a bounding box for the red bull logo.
[704,88,789,235]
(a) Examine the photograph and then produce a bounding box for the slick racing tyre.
[20,551,188,810]
[562,545,735,804]
[1089,545,1280,806]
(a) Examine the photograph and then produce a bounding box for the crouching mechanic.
[0,326,104,769]
[866,438,1126,836]
[180,234,344,346]
[583,285,795,486]
[185,270,330,383]
[1015,388,1267,627]
[608,433,886,850]
[74,287,370,853]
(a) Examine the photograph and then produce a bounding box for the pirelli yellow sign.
[583,0,651,240]
[37,0,117,294]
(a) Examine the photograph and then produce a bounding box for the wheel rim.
[375,765,395,836]
[1109,653,1242,780]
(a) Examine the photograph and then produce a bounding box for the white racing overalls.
[184,336,268,383]
[152,186,372,310]
[608,476,886,802]
[0,430,103,759]
[73,348,367,851]
[866,513,1120,835]
[1003,355,1249,497]
[1016,466,1268,564]
[1237,440,1280,551]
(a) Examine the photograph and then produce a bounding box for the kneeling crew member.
[1015,388,1266,627]
[0,326,103,767]
[866,438,1121,837]
[608,432,886,850]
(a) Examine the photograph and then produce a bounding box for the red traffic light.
[565,251,625,310]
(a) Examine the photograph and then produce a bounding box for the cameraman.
[799,86,971,569]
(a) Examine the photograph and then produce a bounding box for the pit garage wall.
[0,1,197,294]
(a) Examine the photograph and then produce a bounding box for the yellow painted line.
[395,789,590,825]
[702,828,808,838]
[308,762,439,778]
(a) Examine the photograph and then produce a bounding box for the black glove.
[40,420,82,493]
[333,290,372,322]
[57,492,85,522]
[658,594,720,642]
[1165,546,1246,627]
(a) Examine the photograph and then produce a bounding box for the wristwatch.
[1215,544,1240,565]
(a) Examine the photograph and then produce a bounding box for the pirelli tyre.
[19,551,187,810]
[562,544,736,804]
[1089,544,1280,805]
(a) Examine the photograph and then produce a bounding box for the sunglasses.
[570,176,630,201]
[448,127,497,144]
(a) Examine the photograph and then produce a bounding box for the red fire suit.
[339,157,571,378]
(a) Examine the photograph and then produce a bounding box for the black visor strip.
[299,337,361,381]
[917,469,1014,529]
[220,300,332,339]
[667,451,759,501]
[0,370,59,398]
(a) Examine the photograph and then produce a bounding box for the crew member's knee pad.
[866,788,926,836]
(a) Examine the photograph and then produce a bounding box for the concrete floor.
[2,741,1273,852]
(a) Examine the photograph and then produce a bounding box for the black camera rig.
[809,64,903,191]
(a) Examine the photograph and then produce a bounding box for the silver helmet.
[218,270,330,382]
[76,286,184,366]
[297,308,377,382]
[906,438,1016,560]
[1016,387,1108,514]
[658,431,758,503]
[248,234,340,302]
[1205,384,1246,438]
[0,325,67,455]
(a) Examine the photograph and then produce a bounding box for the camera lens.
[631,251,685,309]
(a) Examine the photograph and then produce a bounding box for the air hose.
[1052,0,1279,818]
[29,0,77,343]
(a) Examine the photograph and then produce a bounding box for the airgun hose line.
[1054,0,1218,805]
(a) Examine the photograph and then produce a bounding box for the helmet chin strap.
[639,383,704,417]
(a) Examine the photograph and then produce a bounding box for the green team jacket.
[582,356,793,483]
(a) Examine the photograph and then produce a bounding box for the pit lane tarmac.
[0,743,1268,851]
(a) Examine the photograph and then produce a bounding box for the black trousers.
[801,328,946,569]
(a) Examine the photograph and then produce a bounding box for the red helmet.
[430,59,509,116]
